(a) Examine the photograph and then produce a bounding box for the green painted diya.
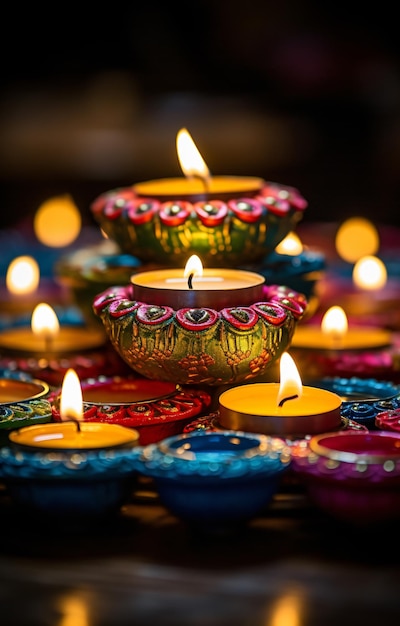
[90,180,307,266]
[93,283,307,386]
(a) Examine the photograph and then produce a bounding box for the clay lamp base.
[134,430,291,532]
[0,368,52,445]
[291,430,400,524]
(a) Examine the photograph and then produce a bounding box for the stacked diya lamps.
[2,128,400,528]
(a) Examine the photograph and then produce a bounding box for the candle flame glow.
[34,194,81,248]
[321,306,348,344]
[184,254,204,278]
[60,368,83,422]
[335,217,379,263]
[31,303,60,338]
[6,256,40,295]
[352,255,387,290]
[176,128,211,183]
[275,232,303,256]
[277,352,303,407]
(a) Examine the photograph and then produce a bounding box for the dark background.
[1,2,400,230]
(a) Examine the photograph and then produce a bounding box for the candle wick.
[278,394,299,407]
[191,173,211,195]
[44,333,53,354]
[188,272,194,289]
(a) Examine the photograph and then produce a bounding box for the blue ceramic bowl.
[135,430,291,529]
[0,443,140,520]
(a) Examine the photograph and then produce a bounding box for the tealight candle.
[218,352,342,437]
[291,306,391,351]
[131,254,265,309]
[9,368,138,450]
[133,128,264,201]
[0,303,106,356]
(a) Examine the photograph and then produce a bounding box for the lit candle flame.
[60,368,83,423]
[6,256,40,295]
[352,255,387,290]
[184,254,203,289]
[31,303,60,337]
[31,303,60,352]
[277,352,303,407]
[321,305,348,348]
[275,232,303,256]
[176,128,211,187]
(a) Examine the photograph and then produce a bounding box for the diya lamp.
[2,368,141,520]
[291,430,400,524]
[0,302,123,386]
[313,376,400,430]
[90,128,308,267]
[217,352,343,439]
[93,276,307,386]
[290,305,395,382]
[0,367,52,446]
[134,429,291,531]
[90,128,309,385]
[49,374,212,445]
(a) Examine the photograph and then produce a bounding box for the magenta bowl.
[291,430,400,524]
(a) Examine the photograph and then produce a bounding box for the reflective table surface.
[1,476,399,626]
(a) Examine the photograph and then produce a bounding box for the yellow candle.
[0,303,106,356]
[131,255,265,309]
[134,176,264,199]
[8,368,139,450]
[218,353,342,437]
[292,306,391,351]
[133,128,264,200]
[8,421,139,450]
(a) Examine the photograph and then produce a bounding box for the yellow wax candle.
[133,176,264,200]
[292,306,391,351]
[218,352,342,437]
[219,383,342,437]
[0,303,106,356]
[8,421,139,450]
[134,128,264,200]
[0,326,106,355]
[291,325,391,350]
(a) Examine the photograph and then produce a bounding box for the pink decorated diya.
[49,376,212,444]
[93,284,307,386]
[292,430,400,524]
[90,181,308,267]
